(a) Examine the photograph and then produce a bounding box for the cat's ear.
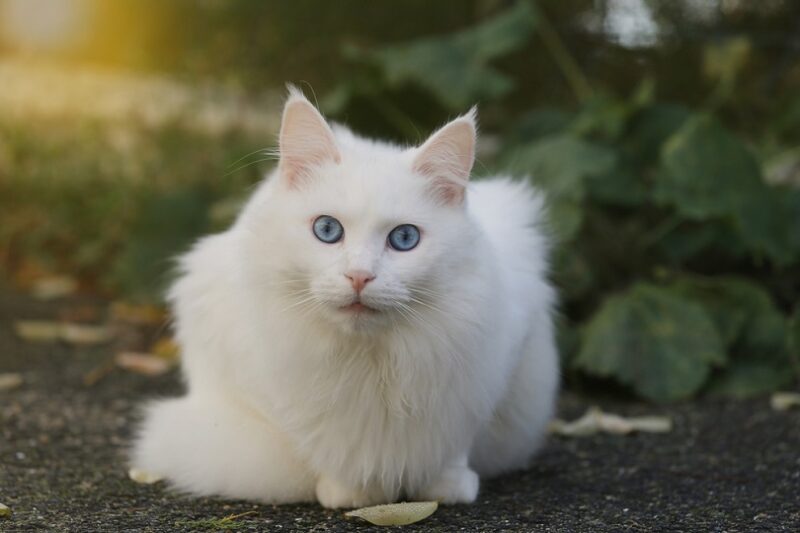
[278,86,340,186]
[412,107,477,205]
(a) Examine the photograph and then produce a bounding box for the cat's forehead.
[305,154,433,224]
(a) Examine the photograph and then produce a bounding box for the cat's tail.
[130,393,316,503]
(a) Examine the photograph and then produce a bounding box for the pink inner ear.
[414,161,467,204]
[413,118,476,205]
[435,181,466,204]
[282,151,335,185]
[279,100,340,186]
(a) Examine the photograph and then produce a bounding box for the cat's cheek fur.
[130,93,559,507]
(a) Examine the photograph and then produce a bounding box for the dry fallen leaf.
[13,320,62,342]
[83,363,116,387]
[31,275,78,300]
[13,320,112,345]
[622,415,673,433]
[345,501,438,526]
[150,337,180,361]
[770,392,800,411]
[550,406,672,437]
[110,301,166,325]
[128,468,163,484]
[0,502,10,518]
[0,373,23,391]
[116,352,174,376]
[58,304,101,323]
[60,323,112,345]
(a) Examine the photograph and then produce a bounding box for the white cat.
[131,87,559,508]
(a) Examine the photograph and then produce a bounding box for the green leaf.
[706,360,793,398]
[625,103,691,166]
[515,135,616,199]
[111,187,212,300]
[656,223,746,263]
[574,283,725,402]
[785,190,800,258]
[733,186,793,265]
[358,1,537,109]
[570,82,656,141]
[703,37,751,83]
[545,199,583,242]
[669,276,794,397]
[737,302,788,362]
[791,307,800,349]
[571,94,638,141]
[552,247,594,302]
[507,108,574,144]
[321,81,357,115]
[557,321,581,368]
[584,163,647,207]
[655,115,755,219]
[668,276,784,350]
[506,134,616,239]
[655,114,792,263]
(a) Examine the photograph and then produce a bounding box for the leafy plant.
[326,1,800,401]
[346,1,537,110]
[0,118,264,299]
[3,1,798,401]
[574,283,726,402]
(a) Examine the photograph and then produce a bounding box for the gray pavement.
[2,287,799,532]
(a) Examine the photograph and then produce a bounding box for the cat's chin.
[322,302,388,334]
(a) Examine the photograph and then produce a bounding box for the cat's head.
[243,87,478,333]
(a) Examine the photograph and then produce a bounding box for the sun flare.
[0,0,88,51]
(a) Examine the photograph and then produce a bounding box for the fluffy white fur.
[131,88,559,508]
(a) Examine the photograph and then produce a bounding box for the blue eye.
[387,224,420,251]
[313,215,344,244]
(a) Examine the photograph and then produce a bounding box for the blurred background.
[1,0,798,402]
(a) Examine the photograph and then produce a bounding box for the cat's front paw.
[417,466,479,504]
[315,475,383,509]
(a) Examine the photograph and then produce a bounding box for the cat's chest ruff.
[282,339,480,493]
[292,337,453,419]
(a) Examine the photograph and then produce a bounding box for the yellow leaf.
[110,301,166,325]
[60,324,112,345]
[345,501,438,526]
[771,392,800,411]
[128,468,163,484]
[550,406,672,437]
[0,373,23,391]
[31,275,78,300]
[14,320,112,345]
[116,352,173,376]
[150,337,180,361]
[14,320,62,342]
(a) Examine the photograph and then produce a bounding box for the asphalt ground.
[2,286,799,532]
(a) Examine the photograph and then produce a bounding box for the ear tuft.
[285,83,305,101]
[279,86,340,187]
[412,108,477,205]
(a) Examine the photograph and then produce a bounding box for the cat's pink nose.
[345,270,375,293]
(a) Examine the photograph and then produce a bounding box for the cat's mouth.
[340,301,377,313]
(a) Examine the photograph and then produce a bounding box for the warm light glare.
[0,0,87,51]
